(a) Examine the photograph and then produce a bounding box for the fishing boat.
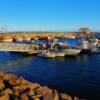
[91,48,100,53]
[51,42,81,56]
[77,39,92,54]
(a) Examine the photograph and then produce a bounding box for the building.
[79,28,90,34]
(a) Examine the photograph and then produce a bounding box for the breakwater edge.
[0,72,82,100]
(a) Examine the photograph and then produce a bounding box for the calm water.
[0,39,100,100]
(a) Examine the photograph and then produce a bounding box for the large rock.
[3,88,13,95]
[60,93,72,100]
[74,96,79,100]
[53,90,59,100]
[20,93,29,100]
[0,93,9,100]
[34,97,40,100]
[3,73,17,81]
[0,80,5,90]
[36,86,54,100]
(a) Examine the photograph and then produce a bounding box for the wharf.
[0,43,39,54]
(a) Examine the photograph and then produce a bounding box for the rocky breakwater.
[0,72,83,100]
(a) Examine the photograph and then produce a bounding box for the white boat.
[64,49,81,56]
[91,48,100,53]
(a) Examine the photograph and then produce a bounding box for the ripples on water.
[0,39,100,100]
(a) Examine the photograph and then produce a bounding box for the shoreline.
[0,72,83,100]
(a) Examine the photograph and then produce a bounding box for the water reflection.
[0,52,33,71]
[76,55,89,62]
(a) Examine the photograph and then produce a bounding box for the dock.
[0,43,38,53]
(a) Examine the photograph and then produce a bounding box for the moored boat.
[0,36,13,43]
[77,38,92,54]
[64,49,81,56]
[91,48,100,53]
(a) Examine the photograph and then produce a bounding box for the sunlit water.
[0,39,100,100]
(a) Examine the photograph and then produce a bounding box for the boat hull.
[64,49,81,56]
[55,52,65,57]
[81,49,92,54]
[91,48,100,53]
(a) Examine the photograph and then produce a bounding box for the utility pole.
[5,25,7,33]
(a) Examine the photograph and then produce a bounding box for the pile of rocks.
[0,72,79,100]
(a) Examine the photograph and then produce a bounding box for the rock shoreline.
[0,72,84,100]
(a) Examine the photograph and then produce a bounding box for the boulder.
[53,90,59,100]
[60,93,72,100]
[34,97,40,100]
[3,88,13,95]
[0,93,9,100]
[20,93,29,100]
[74,96,79,100]
[36,86,54,100]
[0,80,5,90]
[27,89,35,96]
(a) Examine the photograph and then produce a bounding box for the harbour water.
[0,39,100,100]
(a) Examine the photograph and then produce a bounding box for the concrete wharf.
[0,43,36,53]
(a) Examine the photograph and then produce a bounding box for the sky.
[0,0,100,32]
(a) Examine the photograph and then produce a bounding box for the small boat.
[91,48,100,53]
[0,36,13,42]
[54,42,81,56]
[80,39,99,54]
[64,48,81,56]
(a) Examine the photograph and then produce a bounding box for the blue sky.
[0,0,100,32]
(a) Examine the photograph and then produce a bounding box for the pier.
[0,43,35,52]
